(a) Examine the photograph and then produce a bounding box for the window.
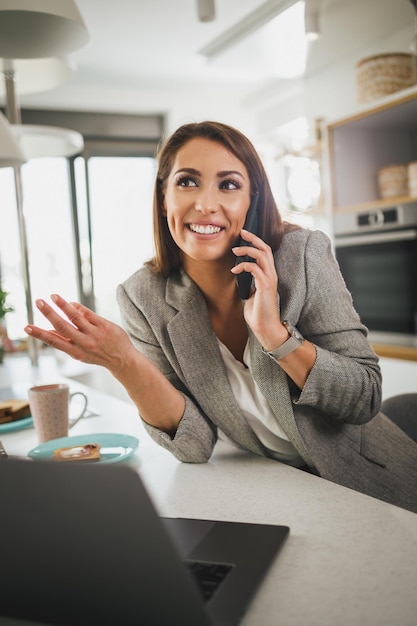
[0,110,162,344]
[1,166,27,342]
[76,156,156,324]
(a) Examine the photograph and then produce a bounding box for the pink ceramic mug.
[29,384,88,443]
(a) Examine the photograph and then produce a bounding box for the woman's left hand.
[24,294,136,372]
[231,229,288,350]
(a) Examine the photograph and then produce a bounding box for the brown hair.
[146,120,284,276]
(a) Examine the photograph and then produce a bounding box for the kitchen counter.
[369,331,417,362]
[1,353,417,626]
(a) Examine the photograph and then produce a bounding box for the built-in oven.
[334,203,417,337]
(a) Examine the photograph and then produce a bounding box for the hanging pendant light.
[2,63,84,158]
[0,57,75,97]
[0,0,89,366]
[0,0,89,58]
[11,124,84,158]
[197,0,216,22]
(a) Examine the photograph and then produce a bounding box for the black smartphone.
[234,193,260,300]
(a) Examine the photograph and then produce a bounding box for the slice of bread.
[53,443,101,462]
[0,400,31,423]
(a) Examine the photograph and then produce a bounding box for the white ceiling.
[6,0,417,133]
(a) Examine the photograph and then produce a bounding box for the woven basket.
[356,53,416,104]
[377,164,408,198]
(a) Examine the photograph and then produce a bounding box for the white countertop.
[1,353,417,626]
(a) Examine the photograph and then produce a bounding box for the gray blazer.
[118,228,417,513]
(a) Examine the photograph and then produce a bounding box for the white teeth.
[189,224,221,234]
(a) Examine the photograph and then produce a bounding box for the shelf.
[328,86,417,130]
[327,90,417,211]
[334,194,417,214]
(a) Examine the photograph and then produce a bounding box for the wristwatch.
[262,321,305,362]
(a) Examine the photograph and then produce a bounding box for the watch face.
[263,322,304,361]
[284,322,303,343]
[293,328,303,341]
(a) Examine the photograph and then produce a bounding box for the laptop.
[0,459,289,626]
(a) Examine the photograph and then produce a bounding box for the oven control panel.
[333,202,417,237]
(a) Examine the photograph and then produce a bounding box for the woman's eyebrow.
[173,167,200,176]
[217,170,246,180]
[173,167,246,180]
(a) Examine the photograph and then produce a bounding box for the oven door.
[335,229,417,335]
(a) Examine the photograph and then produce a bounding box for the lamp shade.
[0,111,26,167]
[0,0,89,59]
[11,124,84,158]
[0,57,75,97]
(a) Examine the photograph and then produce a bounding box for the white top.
[217,339,302,465]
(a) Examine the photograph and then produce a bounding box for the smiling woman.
[161,137,251,273]
[151,121,282,276]
[25,120,417,514]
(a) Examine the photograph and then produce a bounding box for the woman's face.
[163,137,251,269]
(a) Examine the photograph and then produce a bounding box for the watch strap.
[262,321,304,361]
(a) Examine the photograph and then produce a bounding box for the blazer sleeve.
[116,281,217,463]
[282,229,382,424]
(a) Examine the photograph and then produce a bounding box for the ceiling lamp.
[0,111,26,167]
[2,64,84,158]
[304,0,321,41]
[0,57,75,97]
[0,0,89,367]
[0,0,89,58]
[11,124,84,158]
[197,0,215,22]
[0,0,88,159]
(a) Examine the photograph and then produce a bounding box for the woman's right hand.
[24,294,136,375]
[232,229,286,348]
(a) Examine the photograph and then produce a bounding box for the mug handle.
[68,392,88,429]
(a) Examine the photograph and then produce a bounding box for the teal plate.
[28,433,139,464]
[0,416,33,433]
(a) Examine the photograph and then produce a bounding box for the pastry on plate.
[0,400,31,424]
[53,443,101,462]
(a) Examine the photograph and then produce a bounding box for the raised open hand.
[25,294,134,371]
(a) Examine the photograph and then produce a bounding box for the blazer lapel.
[165,272,266,456]
[248,329,312,465]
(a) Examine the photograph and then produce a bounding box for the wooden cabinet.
[327,87,417,214]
